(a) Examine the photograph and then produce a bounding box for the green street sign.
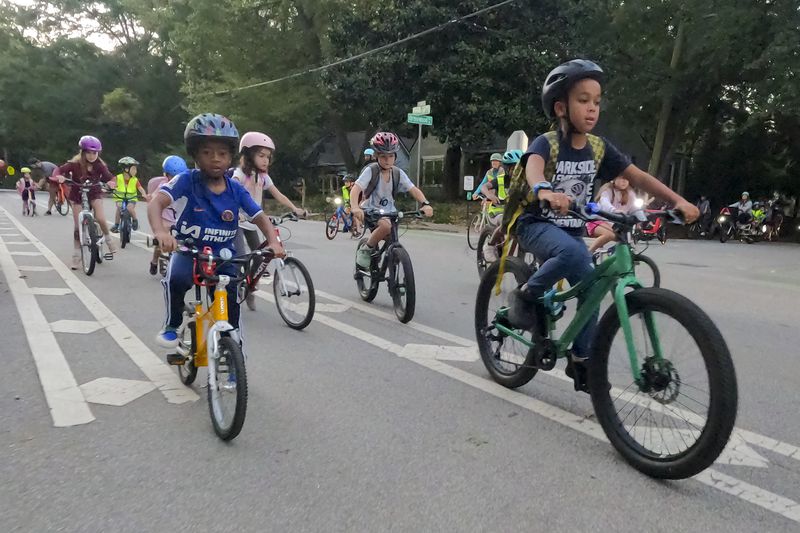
[407,113,433,126]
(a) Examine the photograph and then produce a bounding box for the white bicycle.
[64,179,113,276]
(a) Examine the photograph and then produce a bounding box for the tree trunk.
[649,23,685,178]
[443,144,462,200]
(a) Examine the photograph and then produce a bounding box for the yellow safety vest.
[485,168,506,201]
[114,174,139,201]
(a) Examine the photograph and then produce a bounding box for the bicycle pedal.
[167,353,187,365]
[103,252,114,260]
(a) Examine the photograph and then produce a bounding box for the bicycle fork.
[613,277,665,387]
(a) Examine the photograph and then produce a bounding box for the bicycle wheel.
[57,199,69,216]
[81,217,97,276]
[325,213,340,240]
[687,223,700,240]
[120,217,130,248]
[467,214,483,250]
[355,238,379,302]
[589,288,738,479]
[633,254,660,288]
[719,223,732,243]
[177,314,198,385]
[388,246,415,323]
[208,336,248,441]
[476,227,495,277]
[351,221,366,238]
[475,257,539,388]
[93,222,104,264]
[273,257,315,330]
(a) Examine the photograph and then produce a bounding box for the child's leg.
[588,223,615,253]
[114,202,122,225]
[161,253,194,330]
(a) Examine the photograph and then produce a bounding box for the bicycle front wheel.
[389,246,415,323]
[120,217,130,248]
[589,288,738,479]
[177,316,198,385]
[81,217,97,275]
[467,214,483,250]
[325,213,340,240]
[208,336,248,441]
[355,238,379,302]
[57,200,70,216]
[633,254,661,288]
[273,257,316,330]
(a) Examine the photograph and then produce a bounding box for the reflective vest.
[485,168,506,201]
[114,174,139,201]
[341,185,351,204]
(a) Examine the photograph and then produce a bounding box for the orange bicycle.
[53,179,70,216]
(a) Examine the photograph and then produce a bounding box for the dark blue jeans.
[516,219,598,358]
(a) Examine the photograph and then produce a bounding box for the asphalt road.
[1,190,799,532]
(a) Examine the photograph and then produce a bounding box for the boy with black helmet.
[148,113,285,358]
[506,59,698,391]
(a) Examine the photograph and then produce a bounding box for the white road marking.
[50,319,103,334]
[400,344,479,362]
[17,265,54,272]
[288,291,800,524]
[0,232,94,427]
[10,251,42,256]
[0,232,21,237]
[2,208,198,405]
[4,241,33,245]
[29,287,72,296]
[80,377,156,406]
[257,290,349,313]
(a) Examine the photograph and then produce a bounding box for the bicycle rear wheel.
[355,238,379,302]
[177,315,198,385]
[475,257,539,388]
[208,336,248,441]
[589,288,738,479]
[389,246,415,323]
[476,227,495,277]
[81,217,97,275]
[120,217,130,248]
[273,257,315,330]
[325,213,340,240]
[57,199,70,216]
[633,254,660,288]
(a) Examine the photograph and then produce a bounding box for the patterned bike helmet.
[118,156,140,168]
[370,132,400,154]
[239,131,275,152]
[78,135,103,152]
[502,150,524,165]
[541,59,603,119]
[162,155,188,176]
[184,113,239,156]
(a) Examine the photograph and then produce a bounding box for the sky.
[10,0,117,51]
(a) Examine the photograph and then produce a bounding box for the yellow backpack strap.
[587,133,606,171]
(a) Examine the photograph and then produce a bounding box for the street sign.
[463,175,474,191]
[407,114,433,126]
[417,100,426,107]
[413,105,431,115]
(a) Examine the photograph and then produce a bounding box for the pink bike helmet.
[370,131,400,154]
[78,135,103,152]
[239,131,275,152]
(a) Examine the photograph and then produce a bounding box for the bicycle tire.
[355,238,379,302]
[719,224,732,243]
[476,227,495,277]
[475,257,539,388]
[633,253,661,288]
[273,257,316,330]
[467,214,482,250]
[389,246,415,323]
[208,336,248,441]
[120,217,130,248]
[57,200,70,216]
[177,317,198,385]
[325,213,340,240]
[81,217,97,276]
[687,223,700,240]
[589,288,737,479]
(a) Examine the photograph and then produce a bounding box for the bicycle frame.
[494,241,664,386]
[186,276,235,374]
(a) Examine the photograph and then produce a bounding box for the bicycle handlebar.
[537,199,684,226]
[364,208,424,221]
[175,239,276,284]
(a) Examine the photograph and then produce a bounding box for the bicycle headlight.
[334,197,342,206]
[634,198,644,209]
[718,216,727,222]
[761,224,767,232]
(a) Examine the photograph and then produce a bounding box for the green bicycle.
[475,204,737,479]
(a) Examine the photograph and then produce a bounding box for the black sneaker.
[506,286,538,330]
[149,262,158,276]
[132,219,139,231]
[565,354,589,393]
[45,210,52,215]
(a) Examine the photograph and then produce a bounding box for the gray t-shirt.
[39,161,58,177]
[355,166,415,212]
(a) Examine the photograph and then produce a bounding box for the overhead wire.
[196,0,519,97]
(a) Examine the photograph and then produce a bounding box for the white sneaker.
[482,242,498,263]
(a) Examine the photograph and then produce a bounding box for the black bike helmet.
[184,113,239,157]
[541,59,604,120]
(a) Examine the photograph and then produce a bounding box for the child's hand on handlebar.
[539,190,573,215]
[156,232,177,253]
[269,241,286,259]
[421,205,433,218]
[352,206,364,221]
[674,200,699,224]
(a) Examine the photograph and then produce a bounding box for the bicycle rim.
[208,336,248,440]
[81,218,95,275]
[273,257,315,329]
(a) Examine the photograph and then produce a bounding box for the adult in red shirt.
[53,135,117,269]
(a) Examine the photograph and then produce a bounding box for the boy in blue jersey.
[148,113,284,357]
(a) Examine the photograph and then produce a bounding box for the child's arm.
[148,192,176,251]
[266,184,305,216]
[408,187,433,218]
[525,155,572,214]
[622,165,698,222]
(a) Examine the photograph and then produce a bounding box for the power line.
[199,0,518,97]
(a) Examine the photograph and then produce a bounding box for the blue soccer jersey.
[159,169,262,254]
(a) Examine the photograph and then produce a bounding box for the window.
[423,158,444,187]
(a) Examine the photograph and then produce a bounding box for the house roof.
[306,131,414,168]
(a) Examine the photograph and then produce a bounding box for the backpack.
[362,162,402,200]
[495,131,606,292]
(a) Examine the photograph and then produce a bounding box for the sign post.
[407,101,433,209]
